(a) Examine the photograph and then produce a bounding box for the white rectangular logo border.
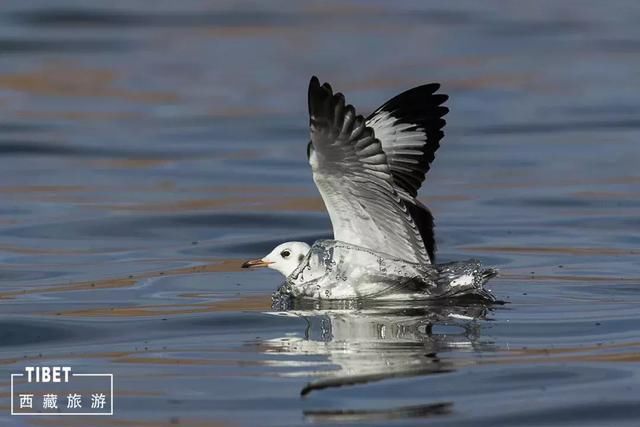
[11,373,113,416]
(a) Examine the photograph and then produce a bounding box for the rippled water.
[1,1,639,425]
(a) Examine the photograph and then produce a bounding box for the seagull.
[242,76,496,300]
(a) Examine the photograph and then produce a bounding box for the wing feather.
[307,76,430,264]
[365,82,449,262]
[366,86,448,198]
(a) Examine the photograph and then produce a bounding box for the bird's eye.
[280,250,291,258]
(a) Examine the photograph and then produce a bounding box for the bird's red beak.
[241,259,273,269]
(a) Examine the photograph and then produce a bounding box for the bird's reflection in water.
[264,295,497,420]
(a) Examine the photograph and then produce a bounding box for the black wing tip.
[375,83,449,118]
[309,75,339,92]
[309,75,323,94]
[308,75,336,116]
[368,82,449,198]
[415,82,441,95]
[308,76,333,95]
[310,77,449,120]
[374,82,449,143]
[308,76,355,138]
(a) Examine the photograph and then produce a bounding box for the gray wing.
[366,84,448,198]
[366,84,449,262]
[307,76,430,264]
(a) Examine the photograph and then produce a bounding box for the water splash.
[275,240,497,301]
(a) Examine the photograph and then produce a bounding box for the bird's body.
[242,77,496,301]
[280,240,496,300]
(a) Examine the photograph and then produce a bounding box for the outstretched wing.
[366,84,448,198]
[366,84,448,262]
[307,76,430,264]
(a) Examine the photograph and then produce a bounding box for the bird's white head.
[241,241,311,278]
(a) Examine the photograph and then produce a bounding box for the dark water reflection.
[264,302,493,396]
[1,0,640,426]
